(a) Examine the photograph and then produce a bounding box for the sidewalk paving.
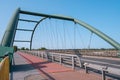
[10,52,45,80]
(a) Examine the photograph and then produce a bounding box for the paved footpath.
[10,52,45,80]
[11,51,112,80]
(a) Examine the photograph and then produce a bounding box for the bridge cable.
[74,22,77,49]
[43,20,48,49]
[88,32,93,49]
[48,18,54,49]
[65,23,74,49]
[55,20,59,49]
[52,19,57,50]
[76,24,85,48]
[38,20,42,49]
[41,20,45,48]
[63,21,66,49]
[42,20,46,48]
[58,20,65,49]
[52,19,58,50]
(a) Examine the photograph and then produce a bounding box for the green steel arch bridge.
[0,8,120,80]
[1,8,120,51]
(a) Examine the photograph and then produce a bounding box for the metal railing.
[23,50,82,69]
[0,55,9,80]
[23,50,120,80]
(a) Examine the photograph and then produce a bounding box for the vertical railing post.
[59,54,62,65]
[77,56,82,67]
[102,70,106,80]
[84,63,89,73]
[102,66,107,80]
[39,51,41,57]
[38,51,39,57]
[85,65,88,73]
[72,56,75,69]
[45,51,49,60]
[42,52,44,58]
[34,52,35,56]
[37,51,38,56]
[52,53,54,62]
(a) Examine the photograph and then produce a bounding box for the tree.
[13,45,18,52]
[26,48,29,50]
[39,47,47,50]
[21,47,25,50]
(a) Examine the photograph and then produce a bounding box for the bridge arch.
[1,8,120,51]
[30,17,47,50]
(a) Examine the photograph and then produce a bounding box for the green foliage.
[21,47,25,50]
[26,48,29,50]
[13,45,18,52]
[39,47,47,50]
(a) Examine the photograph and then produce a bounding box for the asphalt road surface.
[81,56,120,69]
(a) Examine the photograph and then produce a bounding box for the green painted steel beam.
[20,10,74,21]
[1,8,20,47]
[0,46,14,61]
[0,46,14,70]
[30,17,47,50]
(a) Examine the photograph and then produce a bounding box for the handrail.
[23,50,83,69]
[0,56,9,80]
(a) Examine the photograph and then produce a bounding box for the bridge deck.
[10,51,110,80]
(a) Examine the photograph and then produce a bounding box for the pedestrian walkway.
[10,52,45,80]
[11,51,110,80]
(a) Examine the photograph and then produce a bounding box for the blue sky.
[0,0,120,49]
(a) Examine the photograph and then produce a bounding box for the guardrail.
[84,63,120,80]
[0,55,9,80]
